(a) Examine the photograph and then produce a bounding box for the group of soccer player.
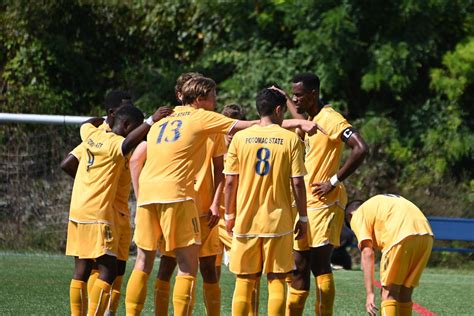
[63,71,435,316]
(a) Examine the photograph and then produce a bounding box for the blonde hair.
[181,76,216,105]
[175,72,202,100]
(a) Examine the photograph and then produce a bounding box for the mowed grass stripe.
[0,252,472,315]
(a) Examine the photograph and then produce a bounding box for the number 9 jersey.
[224,124,306,237]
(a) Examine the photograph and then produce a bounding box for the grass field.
[0,252,473,315]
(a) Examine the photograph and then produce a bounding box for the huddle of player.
[63,72,434,316]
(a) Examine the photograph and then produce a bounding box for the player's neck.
[307,101,321,118]
[259,116,279,127]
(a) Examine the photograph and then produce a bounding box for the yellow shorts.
[294,203,344,251]
[134,200,201,252]
[65,221,117,259]
[381,235,433,287]
[116,212,132,261]
[160,216,220,258]
[230,234,294,275]
[216,218,233,266]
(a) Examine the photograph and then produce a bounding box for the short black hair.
[114,105,144,127]
[222,103,246,120]
[292,73,320,92]
[104,90,132,112]
[255,88,286,117]
[345,200,364,216]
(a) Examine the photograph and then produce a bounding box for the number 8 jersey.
[224,124,306,237]
[138,105,237,206]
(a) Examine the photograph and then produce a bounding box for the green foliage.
[1,0,473,222]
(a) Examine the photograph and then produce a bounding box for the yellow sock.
[154,279,170,316]
[381,300,398,316]
[70,279,87,316]
[286,286,309,316]
[125,270,150,316]
[87,269,100,296]
[315,273,335,316]
[189,278,197,313]
[107,275,123,313]
[285,274,292,285]
[232,278,256,316]
[249,277,260,316]
[398,301,413,316]
[268,279,286,316]
[173,275,196,316]
[203,282,221,316]
[88,279,111,316]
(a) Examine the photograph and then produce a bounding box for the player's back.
[70,124,125,223]
[138,105,236,206]
[225,124,306,236]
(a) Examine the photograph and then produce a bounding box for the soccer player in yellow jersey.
[66,104,172,316]
[224,88,309,316]
[345,194,434,316]
[125,76,319,316]
[61,90,134,315]
[274,73,368,316]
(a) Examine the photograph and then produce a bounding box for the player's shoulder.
[317,105,348,123]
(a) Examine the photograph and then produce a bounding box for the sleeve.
[290,136,307,178]
[223,137,239,175]
[80,123,96,141]
[350,208,375,249]
[70,144,82,160]
[108,134,126,158]
[199,110,238,135]
[319,109,352,141]
[212,134,227,158]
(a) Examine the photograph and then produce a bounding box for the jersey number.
[157,120,183,144]
[255,147,271,176]
[86,149,94,172]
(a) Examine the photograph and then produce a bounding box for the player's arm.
[129,141,147,198]
[312,130,368,197]
[360,239,378,316]
[228,120,259,135]
[121,107,173,156]
[81,117,105,127]
[224,174,239,236]
[60,153,79,178]
[208,155,224,228]
[282,119,326,136]
[291,176,308,240]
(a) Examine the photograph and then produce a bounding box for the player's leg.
[199,217,222,316]
[125,204,162,315]
[310,244,335,316]
[398,286,414,316]
[87,261,100,298]
[155,254,177,316]
[88,254,117,316]
[174,244,200,315]
[286,250,311,316]
[381,284,400,316]
[105,259,126,316]
[163,200,201,316]
[71,257,93,316]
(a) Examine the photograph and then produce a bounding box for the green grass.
[0,252,473,315]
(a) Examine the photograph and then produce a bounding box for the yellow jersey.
[304,105,352,209]
[194,134,227,216]
[350,194,434,253]
[69,123,126,223]
[71,122,131,216]
[138,106,237,206]
[224,124,307,237]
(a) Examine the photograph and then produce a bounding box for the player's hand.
[294,220,307,240]
[151,106,173,122]
[207,204,220,228]
[311,180,335,197]
[225,218,235,236]
[269,85,289,99]
[301,121,327,136]
[365,293,378,316]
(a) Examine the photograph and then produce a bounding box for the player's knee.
[199,257,218,283]
[117,260,127,276]
[290,271,311,291]
[157,256,177,281]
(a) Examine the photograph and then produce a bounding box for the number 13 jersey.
[224,124,306,237]
[138,105,237,206]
